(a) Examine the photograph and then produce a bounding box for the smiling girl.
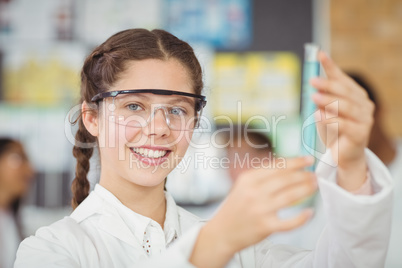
[15,29,392,268]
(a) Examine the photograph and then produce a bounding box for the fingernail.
[311,93,321,100]
[314,110,321,120]
[320,51,330,58]
[310,77,321,85]
[304,156,315,164]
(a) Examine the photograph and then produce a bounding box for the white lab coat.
[15,149,393,267]
[385,139,402,267]
[0,209,20,268]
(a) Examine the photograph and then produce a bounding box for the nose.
[142,107,171,138]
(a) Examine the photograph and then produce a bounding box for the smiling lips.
[130,147,171,166]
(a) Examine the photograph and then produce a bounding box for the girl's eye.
[127,104,141,111]
[170,107,186,116]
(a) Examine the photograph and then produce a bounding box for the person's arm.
[313,148,392,267]
[255,149,392,267]
[190,53,391,267]
[256,51,393,267]
[311,51,375,193]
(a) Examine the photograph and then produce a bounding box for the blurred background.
[0,0,401,242]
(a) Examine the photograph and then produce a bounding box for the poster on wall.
[164,0,252,49]
[211,52,301,123]
[76,0,162,45]
[211,52,303,158]
[0,0,74,42]
[2,43,85,106]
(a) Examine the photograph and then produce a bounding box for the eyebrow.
[117,93,149,101]
[165,97,195,107]
[117,93,195,107]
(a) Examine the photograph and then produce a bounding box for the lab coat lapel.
[99,205,143,250]
[71,185,146,251]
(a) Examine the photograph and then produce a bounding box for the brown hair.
[71,29,203,209]
[0,138,24,240]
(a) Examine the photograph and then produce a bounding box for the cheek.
[0,161,18,179]
[0,168,26,192]
[123,126,147,146]
[172,131,192,157]
[98,119,145,148]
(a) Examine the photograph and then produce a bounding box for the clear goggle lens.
[102,93,205,131]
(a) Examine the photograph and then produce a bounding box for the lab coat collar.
[70,190,103,222]
[164,191,181,244]
[71,184,181,248]
[94,184,152,246]
[70,186,141,248]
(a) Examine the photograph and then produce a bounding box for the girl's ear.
[82,101,99,137]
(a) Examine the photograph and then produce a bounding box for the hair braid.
[71,118,96,209]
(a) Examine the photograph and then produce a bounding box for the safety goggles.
[91,89,207,131]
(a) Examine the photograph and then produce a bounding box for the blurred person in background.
[224,125,274,184]
[347,72,402,268]
[190,125,274,219]
[0,138,34,268]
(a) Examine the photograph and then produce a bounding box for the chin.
[123,164,170,187]
[127,176,166,188]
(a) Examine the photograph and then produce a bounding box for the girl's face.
[96,59,195,188]
[0,142,34,202]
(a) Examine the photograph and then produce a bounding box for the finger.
[268,178,318,211]
[268,209,314,232]
[318,52,367,93]
[318,51,344,79]
[279,156,315,171]
[246,156,315,184]
[315,108,372,144]
[262,170,316,195]
[312,92,374,124]
[310,78,368,104]
[317,52,362,87]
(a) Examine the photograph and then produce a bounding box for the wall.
[331,0,402,137]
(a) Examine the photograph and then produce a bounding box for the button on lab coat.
[15,149,393,267]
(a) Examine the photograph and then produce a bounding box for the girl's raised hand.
[190,156,317,268]
[310,52,375,191]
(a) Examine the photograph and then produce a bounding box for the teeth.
[132,148,168,158]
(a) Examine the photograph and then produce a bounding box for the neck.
[99,176,167,228]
